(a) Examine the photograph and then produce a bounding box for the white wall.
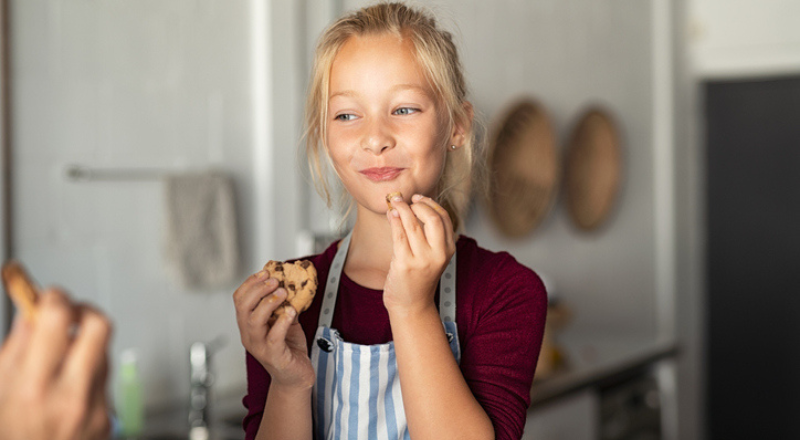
[8,0,305,409]
[689,0,800,78]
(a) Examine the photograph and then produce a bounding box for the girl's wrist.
[269,381,314,399]
[386,300,438,324]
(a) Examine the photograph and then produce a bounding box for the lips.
[359,167,404,182]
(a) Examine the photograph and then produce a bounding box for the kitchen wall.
[8,0,307,408]
[689,0,800,78]
[9,0,673,415]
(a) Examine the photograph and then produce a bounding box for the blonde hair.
[304,1,485,232]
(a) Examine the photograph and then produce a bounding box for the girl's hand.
[233,272,315,390]
[383,194,456,316]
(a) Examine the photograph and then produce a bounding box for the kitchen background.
[0,0,797,439]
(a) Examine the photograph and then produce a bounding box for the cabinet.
[525,334,676,440]
[524,390,599,440]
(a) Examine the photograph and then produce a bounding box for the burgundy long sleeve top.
[243,235,547,440]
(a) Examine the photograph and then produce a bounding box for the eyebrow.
[329,84,432,100]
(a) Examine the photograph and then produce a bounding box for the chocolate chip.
[274,262,284,271]
[300,261,311,269]
[278,280,285,288]
[301,280,308,288]
[288,282,296,291]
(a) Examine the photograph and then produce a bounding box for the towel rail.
[65,165,174,182]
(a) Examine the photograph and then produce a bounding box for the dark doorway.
[705,76,800,439]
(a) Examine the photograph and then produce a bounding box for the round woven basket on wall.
[487,99,559,237]
[563,107,623,231]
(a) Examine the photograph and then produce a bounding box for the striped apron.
[310,232,460,440]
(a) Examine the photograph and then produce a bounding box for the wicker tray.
[564,107,622,231]
[487,99,559,237]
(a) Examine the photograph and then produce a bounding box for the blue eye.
[393,107,418,116]
[335,114,356,121]
[333,113,356,122]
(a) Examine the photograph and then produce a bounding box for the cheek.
[325,131,350,169]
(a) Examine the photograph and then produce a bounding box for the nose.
[361,117,394,155]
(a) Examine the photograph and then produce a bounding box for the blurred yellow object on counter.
[534,301,571,381]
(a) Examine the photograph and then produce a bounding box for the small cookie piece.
[1,260,40,322]
[264,260,317,322]
[386,192,403,210]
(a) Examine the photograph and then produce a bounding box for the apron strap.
[318,232,352,329]
[317,230,457,328]
[438,251,457,321]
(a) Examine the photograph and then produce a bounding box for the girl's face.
[326,33,453,216]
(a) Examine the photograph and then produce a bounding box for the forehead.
[329,33,432,95]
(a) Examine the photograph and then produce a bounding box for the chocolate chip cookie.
[263,260,317,322]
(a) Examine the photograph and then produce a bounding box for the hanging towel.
[163,170,240,289]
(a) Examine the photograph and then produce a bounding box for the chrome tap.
[189,341,213,432]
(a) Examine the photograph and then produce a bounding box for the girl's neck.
[342,207,394,289]
[349,208,393,269]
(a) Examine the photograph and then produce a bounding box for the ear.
[449,101,474,150]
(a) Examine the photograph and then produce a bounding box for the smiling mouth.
[360,167,404,182]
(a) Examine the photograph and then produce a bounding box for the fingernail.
[256,270,268,278]
[274,288,287,299]
[391,209,400,218]
[264,278,278,288]
[286,307,297,318]
[392,195,403,202]
[412,194,423,202]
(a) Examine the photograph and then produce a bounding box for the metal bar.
[65,165,173,182]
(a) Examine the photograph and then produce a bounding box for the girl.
[234,3,547,440]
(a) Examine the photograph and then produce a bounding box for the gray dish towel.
[164,170,240,289]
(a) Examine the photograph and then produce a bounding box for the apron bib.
[310,232,460,440]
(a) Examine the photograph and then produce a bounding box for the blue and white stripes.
[314,327,420,440]
[310,231,460,440]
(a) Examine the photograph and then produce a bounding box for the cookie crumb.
[386,192,403,210]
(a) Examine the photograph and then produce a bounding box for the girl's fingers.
[235,276,279,315]
[412,195,454,248]
[265,307,296,351]
[387,203,413,260]
[389,197,428,256]
[24,289,76,387]
[249,288,288,335]
[234,270,271,299]
[409,199,447,251]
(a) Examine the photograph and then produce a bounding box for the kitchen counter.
[140,333,678,438]
[530,333,678,409]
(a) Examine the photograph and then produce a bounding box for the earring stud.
[450,145,457,150]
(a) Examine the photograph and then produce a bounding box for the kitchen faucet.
[188,337,225,440]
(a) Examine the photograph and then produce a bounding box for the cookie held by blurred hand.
[1,260,40,322]
[263,260,317,323]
